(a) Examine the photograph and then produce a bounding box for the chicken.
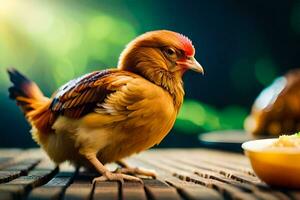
[245,69,300,136]
[7,30,204,183]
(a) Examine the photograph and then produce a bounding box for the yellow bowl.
[242,139,300,189]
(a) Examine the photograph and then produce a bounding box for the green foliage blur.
[0,0,137,94]
[175,100,248,134]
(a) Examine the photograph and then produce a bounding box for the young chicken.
[7,30,204,183]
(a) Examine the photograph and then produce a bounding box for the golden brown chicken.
[245,69,300,137]
[7,30,204,183]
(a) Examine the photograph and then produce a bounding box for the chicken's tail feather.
[7,68,45,113]
[7,68,54,132]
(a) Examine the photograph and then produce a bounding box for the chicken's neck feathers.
[130,65,184,112]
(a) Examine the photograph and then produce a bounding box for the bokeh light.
[175,100,247,134]
[254,57,278,86]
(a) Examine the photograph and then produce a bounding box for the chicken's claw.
[114,167,156,178]
[92,171,143,185]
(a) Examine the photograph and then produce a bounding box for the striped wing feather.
[50,69,138,118]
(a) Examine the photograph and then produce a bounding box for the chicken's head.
[118,30,204,80]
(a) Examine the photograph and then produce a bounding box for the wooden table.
[0,148,299,200]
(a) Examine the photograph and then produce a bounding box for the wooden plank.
[63,182,92,200]
[0,171,21,184]
[0,185,24,200]
[0,149,22,155]
[4,159,41,175]
[174,157,259,184]
[146,149,250,166]
[27,171,75,200]
[122,182,147,200]
[124,156,186,199]
[27,161,75,200]
[144,179,182,200]
[166,177,223,200]
[0,164,58,200]
[173,170,257,200]
[27,185,64,200]
[189,156,255,176]
[63,173,93,200]
[162,157,260,185]
[209,180,258,200]
[0,149,41,170]
[0,176,56,200]
[0,158,14,169]
[6,168,57,188]
[0,149,22,161]
[219,179,285,200]
[93,182,119,200]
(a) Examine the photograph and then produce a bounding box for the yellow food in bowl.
[270,134,300,148]
[242,134,300,189]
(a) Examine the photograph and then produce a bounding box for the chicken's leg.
[115,160,156,178]
[84,154,142,184]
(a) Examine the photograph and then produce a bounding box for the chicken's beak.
[188,57,204,74]
[177,57,204,74]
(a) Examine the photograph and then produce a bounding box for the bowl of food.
[242,133,300,189]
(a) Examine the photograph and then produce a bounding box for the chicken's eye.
[164,47,177,59]
[166,48,175,55]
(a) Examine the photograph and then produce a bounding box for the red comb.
[177,33,195,57]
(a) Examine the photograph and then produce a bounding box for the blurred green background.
[0,0,299,147]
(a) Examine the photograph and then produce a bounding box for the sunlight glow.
[0,0,138,91]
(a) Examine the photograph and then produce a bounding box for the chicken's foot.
[115,160,156,178]
[85,154,142,184]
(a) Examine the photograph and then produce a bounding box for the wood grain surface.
[0,148,298,200]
